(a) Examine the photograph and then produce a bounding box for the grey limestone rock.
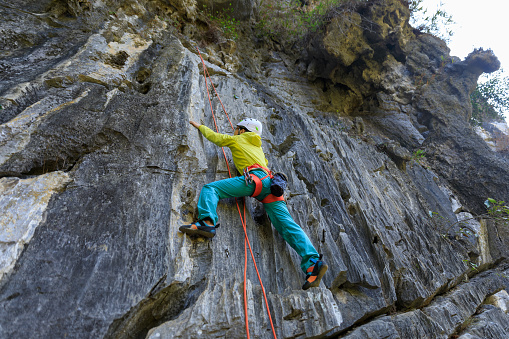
[0,0,508,338]
[457,305,509,339]
[343,269,509,339]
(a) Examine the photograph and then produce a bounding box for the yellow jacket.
[199,125,268,174]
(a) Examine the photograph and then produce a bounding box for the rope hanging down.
[196,47,277,339]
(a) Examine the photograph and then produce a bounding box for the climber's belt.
[243,165,285,204]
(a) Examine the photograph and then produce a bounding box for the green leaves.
[434,197,509,243]
[409,0,454,43]
[487,198,497,204]
[470,69,509,125]
[462,259,479,272]
[485,198,509,222]
[204,3,239,40]
[435,198,508,274]
[412,149,425,160]
[256,0,346,42]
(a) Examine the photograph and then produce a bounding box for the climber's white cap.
[237,118,262,136]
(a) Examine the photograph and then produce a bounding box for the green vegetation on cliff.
[471,69,509,125]
[409,0,454,42]
[255,0,353,42]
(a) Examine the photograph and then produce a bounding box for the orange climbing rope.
[196,47,277,339]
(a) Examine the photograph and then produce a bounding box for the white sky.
[417,0,508,118]
[419,0,507,63]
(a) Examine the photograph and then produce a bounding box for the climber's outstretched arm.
[189,120,201,129]
[189,120,235,147]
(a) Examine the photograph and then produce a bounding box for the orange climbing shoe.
[302,257,328,290]
[179,220,217,238]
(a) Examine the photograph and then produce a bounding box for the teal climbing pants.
[197,169,320,273]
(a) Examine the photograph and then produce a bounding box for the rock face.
[476,121,509,155]
[0,172,71,281]
[1,0,508,338]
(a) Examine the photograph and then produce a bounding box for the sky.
[415,0,508,118]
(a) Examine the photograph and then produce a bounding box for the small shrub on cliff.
[411,149,425,162]
[470,69,509,125]
[409,0,454,42]
[462,259,479,272]
[485,198,509,224]
[255,0,350,42]
[433,198,509,240]
[203,3,239,40]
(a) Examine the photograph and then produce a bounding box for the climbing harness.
[196,47,277,339]
[242,165,285,204]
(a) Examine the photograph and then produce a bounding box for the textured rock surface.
[342,268,509,338]
[1,0,509,338]
[0,172,71,281]
[457,305,509,339]
[475,121,509,154]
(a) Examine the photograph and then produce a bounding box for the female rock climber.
[180,118,327,290]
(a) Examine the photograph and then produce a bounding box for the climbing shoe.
[302,257,328,290]
[179,220,217,238]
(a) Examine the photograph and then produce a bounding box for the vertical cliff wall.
[1,0,509,338]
